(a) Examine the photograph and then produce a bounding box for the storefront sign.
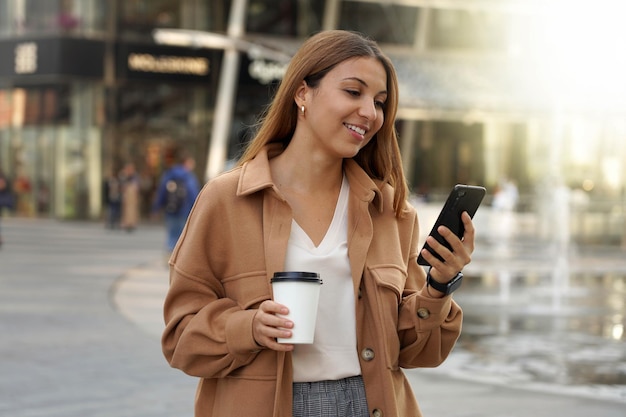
[14,42,38,74]
[117,43,219,83]
[127,53,209,76]
[248,58,287,85]
[239,55,287,87]
[0,38,104,78]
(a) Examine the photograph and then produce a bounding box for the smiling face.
[295,57,388,160]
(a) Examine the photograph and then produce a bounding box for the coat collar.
[236,145,279,197]
[343,158,384,213]
[237,144,384,212]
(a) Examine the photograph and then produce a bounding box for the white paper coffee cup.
[271,271,322,344]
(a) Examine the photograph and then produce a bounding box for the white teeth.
[346,124,366,135]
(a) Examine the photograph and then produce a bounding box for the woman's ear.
[294,80,308,108]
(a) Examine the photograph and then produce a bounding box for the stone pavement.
[0,218,196,417]
[1,217,625,417]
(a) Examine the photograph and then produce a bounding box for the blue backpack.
[164,178,187,214]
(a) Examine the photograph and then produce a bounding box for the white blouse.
[284,176,362,382]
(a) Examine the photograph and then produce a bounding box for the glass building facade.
[0,0,624,247]
[0,0,222,218]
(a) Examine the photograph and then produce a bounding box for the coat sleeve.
[161,179,266,379]
[396,208,463,368]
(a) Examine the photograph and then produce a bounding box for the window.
[339,1,419,45]
[428,9,512,52]
[246,0,324,37]
[2,0,108,36]
[21,0,63,34]
[0,0,9,37]
[119,0,216,40]
[75,0,109,35]
[7,87,71,126]
[119,0,180,38]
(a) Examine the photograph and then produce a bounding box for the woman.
[120,162,140,232]
[162,30,475,417]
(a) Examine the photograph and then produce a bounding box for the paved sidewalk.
[1,217,625,417]
[0,218,196,417]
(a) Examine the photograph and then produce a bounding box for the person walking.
[153,150,200,252]
[12,168,32,217]
[103,168,122,229]
[162,30,476,417]
[120,162,140,232]
[0,169,15,247]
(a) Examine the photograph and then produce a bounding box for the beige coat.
[162,145,462,417]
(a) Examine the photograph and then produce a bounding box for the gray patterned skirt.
[293,375,369,417]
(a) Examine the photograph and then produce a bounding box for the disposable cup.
[270,271,322,344]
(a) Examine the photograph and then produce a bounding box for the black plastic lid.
[271,271,322,283]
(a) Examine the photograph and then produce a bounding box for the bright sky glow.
[534,1,626,109]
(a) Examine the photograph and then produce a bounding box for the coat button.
[372,409,383,417]
[361,348,375,361]
[417,307,430,319]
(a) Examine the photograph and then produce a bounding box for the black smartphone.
[417,184,486,266]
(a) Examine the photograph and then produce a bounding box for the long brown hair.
[238,30,408,217]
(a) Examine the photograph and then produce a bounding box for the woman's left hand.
[420,211,475,284]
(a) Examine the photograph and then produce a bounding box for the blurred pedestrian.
[492,178,519,211]
[490,178,519,241]
[0,169,15,247]
[13,168,33,216]
[103,168,122,229]
[153,149,200,252]
[120,162,140,232]
[36,179,50,215]
[162,30,476,417]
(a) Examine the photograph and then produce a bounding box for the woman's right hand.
[252,300,295,351]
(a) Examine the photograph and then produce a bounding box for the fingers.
[252,300,294,352]
[420,212,475,280]
[460,211,476,252]
[420,236,464,280]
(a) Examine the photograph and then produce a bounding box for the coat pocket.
[367,264,406,369]
[369,264,405,303]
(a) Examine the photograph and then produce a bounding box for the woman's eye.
[345,89,360,97]
[375,100,386,109]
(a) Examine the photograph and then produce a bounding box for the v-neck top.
[285,175,362,382]
[290,175,348,252]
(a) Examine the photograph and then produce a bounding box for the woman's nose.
[358,98,377,120]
